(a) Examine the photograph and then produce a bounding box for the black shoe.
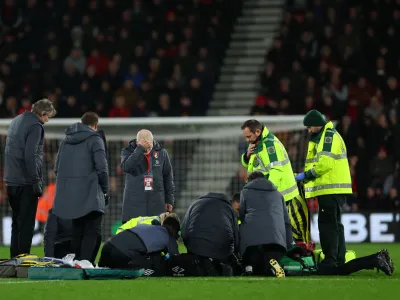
[376,249,394,276]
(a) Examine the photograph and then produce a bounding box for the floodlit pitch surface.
[0,243,399,300]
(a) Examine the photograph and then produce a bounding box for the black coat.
[181,193,239,261]
[239,178,293,255]
[4,111,44,186]
[53,123,109,219]
[120,140,174,222]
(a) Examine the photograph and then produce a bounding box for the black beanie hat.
[303,109,326,127]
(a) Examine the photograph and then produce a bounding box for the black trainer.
[376,249,394,276]
[380,249,394,273]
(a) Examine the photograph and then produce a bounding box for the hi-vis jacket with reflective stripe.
[303,121,352,198]
[116,216,159,234]
[241,126,299,201]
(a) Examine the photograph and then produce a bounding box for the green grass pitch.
[0,243,399,300]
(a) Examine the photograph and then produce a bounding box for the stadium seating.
[1,0,400,244]
[0,0,241,118]
[245,0,400,211]
[0,0,243,241]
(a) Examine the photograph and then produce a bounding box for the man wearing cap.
[295,109,352,274]
[4,98,56,258]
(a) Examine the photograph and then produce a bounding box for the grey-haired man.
[4,98,56,258]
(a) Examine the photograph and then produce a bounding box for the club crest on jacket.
[153,152,159,158]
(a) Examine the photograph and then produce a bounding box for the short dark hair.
[81,112,99,127]
[247,171,265,182]
[231,193,240,203]
[241,119,262,133]
[163,215,181,239]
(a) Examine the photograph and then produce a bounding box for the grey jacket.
[53,123,109,219]
[110,224,179,257]
[4,111,44,186]
[121,140,174,222]
[239,178,293,255]
[181,193,239,261]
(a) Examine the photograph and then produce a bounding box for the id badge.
[144,175,153,191]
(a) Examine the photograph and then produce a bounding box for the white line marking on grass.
[1,277,397,284]
[0,280,61,284]
[141,277,399,281]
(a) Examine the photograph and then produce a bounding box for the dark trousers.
[98,242,133,269]
[243,244,285,276]
[54,240,72,259]
[71,211,102,263]
[185,252,235,276]
[318,253,377,275]
[7,185,39,258]
[99,233,147,269]
[317,194,346,271]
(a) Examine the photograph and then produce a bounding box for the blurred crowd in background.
[0,0,240,119]
[1,0,400,219]
[233,0,400,212]
[0,0,243,237]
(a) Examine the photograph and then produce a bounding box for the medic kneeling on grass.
[98,215,180,269]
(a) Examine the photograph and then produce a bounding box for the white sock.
[245,265,253,273]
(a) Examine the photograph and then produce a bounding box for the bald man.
[120,129,175,222]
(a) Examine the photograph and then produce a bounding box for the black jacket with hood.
[53,123,109,219]
[181,193,239,261]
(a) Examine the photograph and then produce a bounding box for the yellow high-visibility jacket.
[303,122,352,198]
[241,126,299,201]
[116,216,159,234]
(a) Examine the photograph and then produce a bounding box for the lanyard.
[145,153,153,175]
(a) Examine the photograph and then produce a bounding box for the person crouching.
[240,171,294,277]
[98,215,180,269]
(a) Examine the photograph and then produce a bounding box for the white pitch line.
[0,280,61,284]
[142,277,399,282]
[0,277,398,284]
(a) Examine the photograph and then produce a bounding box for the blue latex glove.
[295,173,305,181]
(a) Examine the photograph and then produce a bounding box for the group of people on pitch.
[4,99,394,276]
[42,112,394,277]
[92,170,392,277]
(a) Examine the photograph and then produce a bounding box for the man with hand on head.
[121,129,175,223]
